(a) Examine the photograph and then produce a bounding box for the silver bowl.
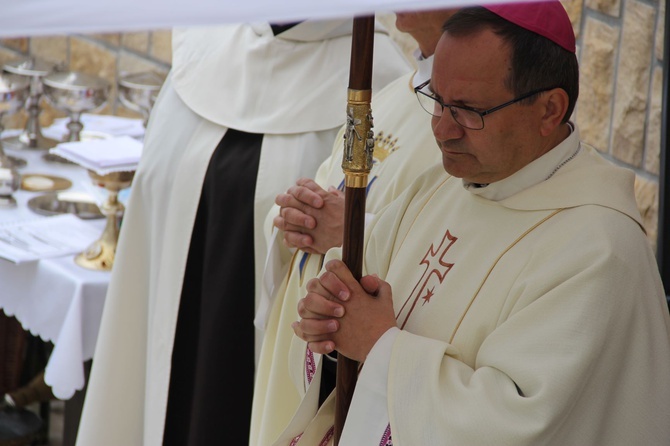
[118,71,164,127]
[0,73,30,115]
[42,71,110,142]
[4,57,53,76]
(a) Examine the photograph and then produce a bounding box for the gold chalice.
[74,169,134,271]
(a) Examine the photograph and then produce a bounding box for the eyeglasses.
[414,79,553,130]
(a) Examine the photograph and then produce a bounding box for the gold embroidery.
[372,131,399,163]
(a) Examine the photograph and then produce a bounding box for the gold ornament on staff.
[342,88,375,188]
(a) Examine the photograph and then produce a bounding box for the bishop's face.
[430,29,551,184]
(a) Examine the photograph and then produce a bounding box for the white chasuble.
[276,134,670,445]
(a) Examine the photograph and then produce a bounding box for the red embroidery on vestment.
[288,426,334,446]
[306,347,317,385]
[397,229,457,329]
[319,426,334,446]
[379,423,393,445]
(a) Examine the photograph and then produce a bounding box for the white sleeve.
[338,327,399,444]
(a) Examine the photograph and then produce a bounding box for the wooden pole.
[335,14,375,445]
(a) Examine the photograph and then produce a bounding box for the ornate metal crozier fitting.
[342,89,374,189]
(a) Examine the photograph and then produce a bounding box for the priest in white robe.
[278,3,670,445]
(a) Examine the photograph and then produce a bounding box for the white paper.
[0,214,102,264]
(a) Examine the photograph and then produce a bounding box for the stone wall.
[0,31,172,125]
[566,0,665,252]
[0,1,666,251]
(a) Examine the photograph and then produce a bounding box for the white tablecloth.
[0,137,110,400]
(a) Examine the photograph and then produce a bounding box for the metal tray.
[27,192,103,219]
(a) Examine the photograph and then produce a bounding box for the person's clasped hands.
[273,178,345,254]
[291,259,398,362]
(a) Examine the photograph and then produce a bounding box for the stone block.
[656,0,665,62]
[88,33,121,47]
[118,51,169,75]
[635,175,659,251]
[612,0,655,167]
[122,32,150,54]
[30,36,68,67]
[0,48,23,68]
[645,66,662,175]
[150,30,172,64]
[0,38,28,53]
[69,37,118,116]
[585,0,621,17]
[576,18,618,152]
[562,0,584,39]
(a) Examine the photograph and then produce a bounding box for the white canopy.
[0,0,520,38]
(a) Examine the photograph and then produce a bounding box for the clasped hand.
[292,259,397,362]
[273,178,345,254]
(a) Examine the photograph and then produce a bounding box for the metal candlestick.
[0,73,30,207]
[2,57,60,151]
[75,170,134,271]
[42,71,110,142]
[118,71,164,128]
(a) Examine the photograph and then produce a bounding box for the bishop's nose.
[432,111,465,142]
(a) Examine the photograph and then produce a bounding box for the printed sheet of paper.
[0,214,101,264]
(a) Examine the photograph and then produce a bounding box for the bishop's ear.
[539,87,570,136]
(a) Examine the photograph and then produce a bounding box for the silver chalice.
[0,73,31,207]
[118,71,164,128]
[2,57,60,151]
[42,71,110,142]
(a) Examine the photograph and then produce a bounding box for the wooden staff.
[335,14,375,445]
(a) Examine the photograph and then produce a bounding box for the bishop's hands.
[292,259,397,363]
[273,178,345,255]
